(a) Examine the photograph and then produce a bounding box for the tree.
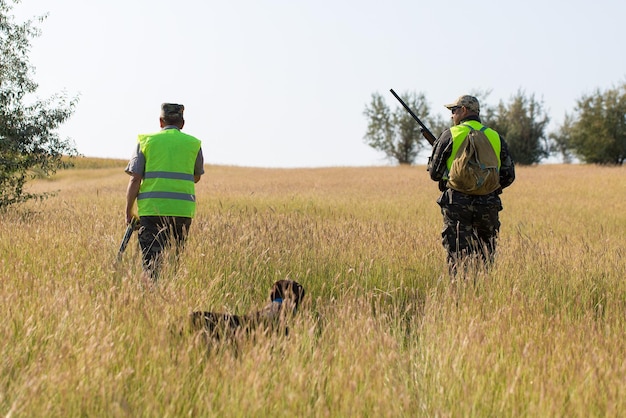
[471,89,496,124]
[0,0,78,209]
[486,90,550,165]
[548,114,575,164]
[565,84,626,165]
[363,91,435,165]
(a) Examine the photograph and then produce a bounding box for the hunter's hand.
[126,212,138,225]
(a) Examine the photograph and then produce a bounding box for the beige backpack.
[447,124,500,195]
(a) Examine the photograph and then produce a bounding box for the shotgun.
[117,217,139,260]
[389,88,437,145]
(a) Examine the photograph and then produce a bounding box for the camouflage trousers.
[138,216,192,280]
[438,189,502,275]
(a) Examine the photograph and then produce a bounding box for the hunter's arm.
[428,130,453,182]
[498,137,516,189]
[125,173,142,224]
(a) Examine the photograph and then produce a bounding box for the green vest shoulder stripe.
[137,129,201,217]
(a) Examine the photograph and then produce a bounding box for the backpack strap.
[461,123,487,133]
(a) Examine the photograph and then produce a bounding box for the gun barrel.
[117,218,139,260]
[389,89,437,145]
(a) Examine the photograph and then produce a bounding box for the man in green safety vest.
[428,95,515,278]
[125,103,204,282]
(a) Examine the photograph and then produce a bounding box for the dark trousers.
[138,216,192,279]
[438,190,502,275]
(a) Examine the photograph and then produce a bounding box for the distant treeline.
[364,83,626,166]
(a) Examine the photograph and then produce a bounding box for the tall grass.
[1,162,625,417]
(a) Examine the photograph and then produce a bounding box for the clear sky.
[12,0,626,167]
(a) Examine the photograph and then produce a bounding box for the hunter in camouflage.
[428,95,515,276]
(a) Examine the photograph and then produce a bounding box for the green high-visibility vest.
[444,120,501,179]
[137,128,201,217]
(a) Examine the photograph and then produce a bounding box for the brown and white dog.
[185,280,305,341]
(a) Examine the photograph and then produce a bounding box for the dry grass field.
[1,159,625,417]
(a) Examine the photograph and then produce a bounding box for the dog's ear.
[282,280,306,308]
[290,281,305,309]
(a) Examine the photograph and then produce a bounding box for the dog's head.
[269,280,305,312]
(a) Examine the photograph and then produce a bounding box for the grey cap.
[444,95,480,114]
[160,103,184,119]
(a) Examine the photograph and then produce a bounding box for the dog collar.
[272,298,283,304]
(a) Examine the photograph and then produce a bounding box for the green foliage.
[363,91,435,165]
[566,83,626,165]
[0,0,78,209]
[486,90,550,165]
[549,114,576,164]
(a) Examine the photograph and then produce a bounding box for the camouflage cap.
[444,95,480,114]
[160,103,184,119]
